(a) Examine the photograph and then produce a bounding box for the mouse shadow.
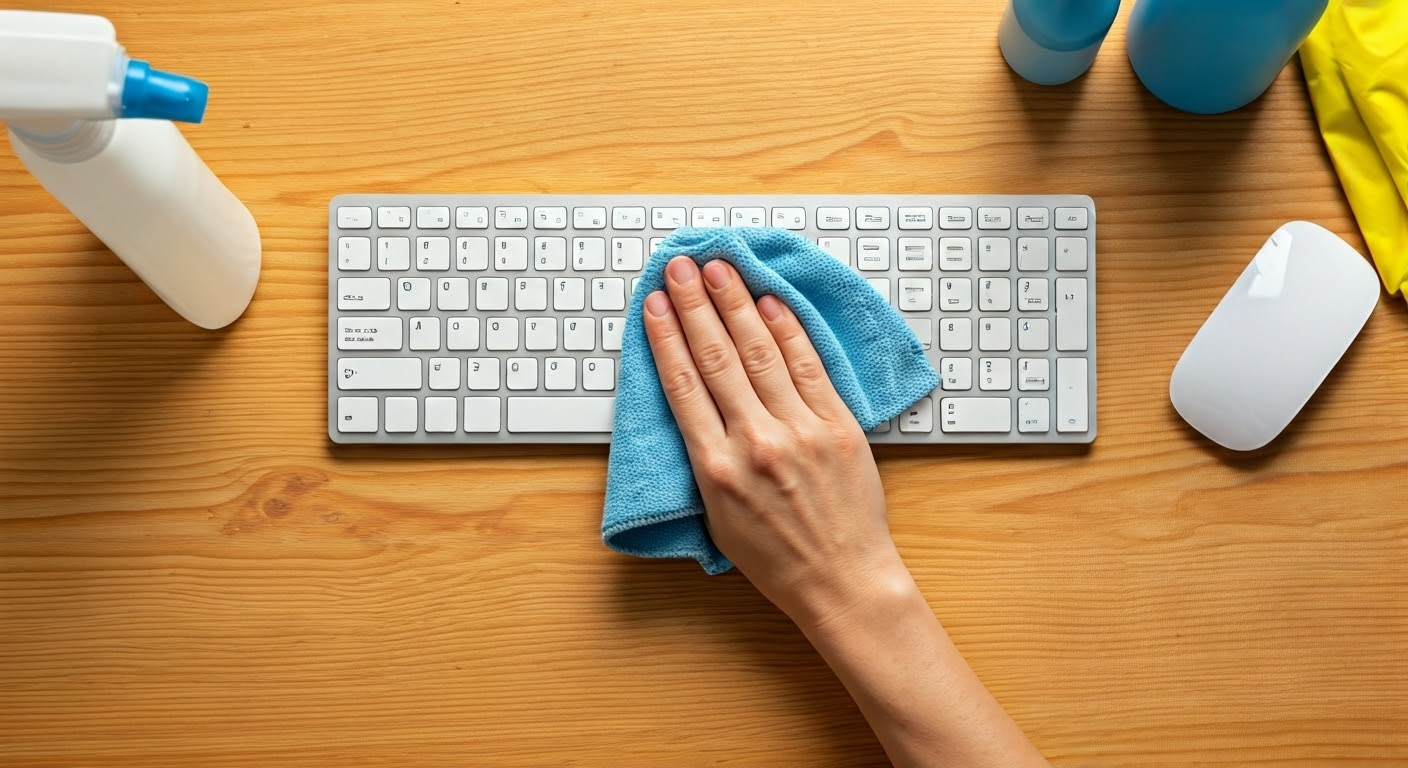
[1167,327,1369,470]
[609,561,889,765]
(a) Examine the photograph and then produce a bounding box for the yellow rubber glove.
[1300,0,1408,304]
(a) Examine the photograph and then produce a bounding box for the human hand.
[642,256,908,629]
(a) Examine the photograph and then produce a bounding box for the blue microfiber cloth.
[602,227,939,574]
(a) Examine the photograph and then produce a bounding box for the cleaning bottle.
[0,10,260,329]
[1126,0,1329,114]
[999,0,1121,86]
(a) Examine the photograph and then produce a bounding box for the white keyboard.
[328,195,1097,444]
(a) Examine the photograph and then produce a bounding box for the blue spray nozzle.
[120,59,207,123]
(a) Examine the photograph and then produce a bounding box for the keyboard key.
[816,207,851,230]
[337,397,378,432]
[544,357,576,390]
[486,317,519,350]
[337,316,403,350]
[1018,318,1049,351]
[817,237,851,266]
[978,237,1011,271]
[507,357,538,390]
[496,207,528,229]
[731,207,766,227]
[467,358,501,390]
[1018,397,1050,432]
[979,277,1011,312]
[338,237,371,270]
[653,208,687,229]
[939,277,971,311]
[940,317,972,351]
[856,207,889,230]
[494,237,528,271]
[417,237,451,271]
[1057,358,1088,432]
[409,316,441,350]
[941,357,972,390]
[1018,358,1050,390]
[857,238,890,271]
[429,357,460,390]
[979,317,1011,351]
[337,206,372,229]
[601,318,625,351]
[583,358,615,390]
[1056,237,1088,271]
[507,397,614,433]
[476,277,509,311]
[940,398,1012,433]
[938,237,971,270]
[898,207,933,230]
[611,238,644,271]
[456,206,489,229]
[425,397,458,432]
[535,207,568,229]
[592,278,626,311]
[554,278,586,311]
[1018,278,1049,311]
[337,358,422,390]
[613,207,647,229]
[398,277,432,311]
[535,237,567,271]
[899,398,934,432]
[898,238,933,271]
[898,278,932,312]
[867,278,891,305]
[337,277,391,311]
[772,207,806,230]
[456,237,489,271]
[938,207,972,230]
[905,318,932,349]
[417,206,450,229]
[1017,207,1049,229]
[1017,237,1049,271]
[515,277,548,312]
[979,358,1012,391]
[464,397,501,432]
[1055,278,1088,352]
[447,317,480,350]
[1054,207,1088,230]
[977,207,1010,230]
[385,397,417,433]
[378,206,411,228]
[380,237,411,270]
[525,317,557,350]
[574,207,607,229]
[564,317,595,351]
[573,238,606,270]
[692,207,726,227]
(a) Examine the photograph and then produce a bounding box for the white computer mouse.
[1170,221,1379,451]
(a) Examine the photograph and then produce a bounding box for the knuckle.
[737,340,779,376]
[696,455,740,491]
[692,342,737,379]
[742,428,789,474]
[661,363,704,400]
[789,355,829,387]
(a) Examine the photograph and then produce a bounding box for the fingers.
[643,290,725,448]
[698,260,810,421]
[661,257,770,427]
[755,295,853,424]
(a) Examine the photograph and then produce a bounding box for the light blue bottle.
[1127,0,1329,114]
[1000,0,1121,86]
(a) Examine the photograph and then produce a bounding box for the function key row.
[336,205,1090,233]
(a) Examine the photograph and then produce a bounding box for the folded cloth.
[1300,0,1408,304]
[602,227,939,574]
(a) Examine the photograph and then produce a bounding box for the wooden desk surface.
[2,1,1405,765]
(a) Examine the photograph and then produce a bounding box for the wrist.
[787,549,922,640]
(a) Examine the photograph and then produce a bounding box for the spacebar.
[507,397,616,433]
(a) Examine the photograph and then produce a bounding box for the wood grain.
[2,1,1405,766]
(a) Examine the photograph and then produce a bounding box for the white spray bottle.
[1,10,260,329]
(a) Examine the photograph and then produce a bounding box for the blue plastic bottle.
[1127,0,1329,114]
[999,0,1121,86]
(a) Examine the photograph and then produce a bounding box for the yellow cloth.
[1300,0,1408,304]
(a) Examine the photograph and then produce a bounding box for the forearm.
[796,561,1050,768]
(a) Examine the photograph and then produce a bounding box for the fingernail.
[667,257,696,285]
[645,291,671,317]
[702,260,730,289]
[758,295,785,321]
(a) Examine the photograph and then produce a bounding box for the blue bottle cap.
[120,59,208,123]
